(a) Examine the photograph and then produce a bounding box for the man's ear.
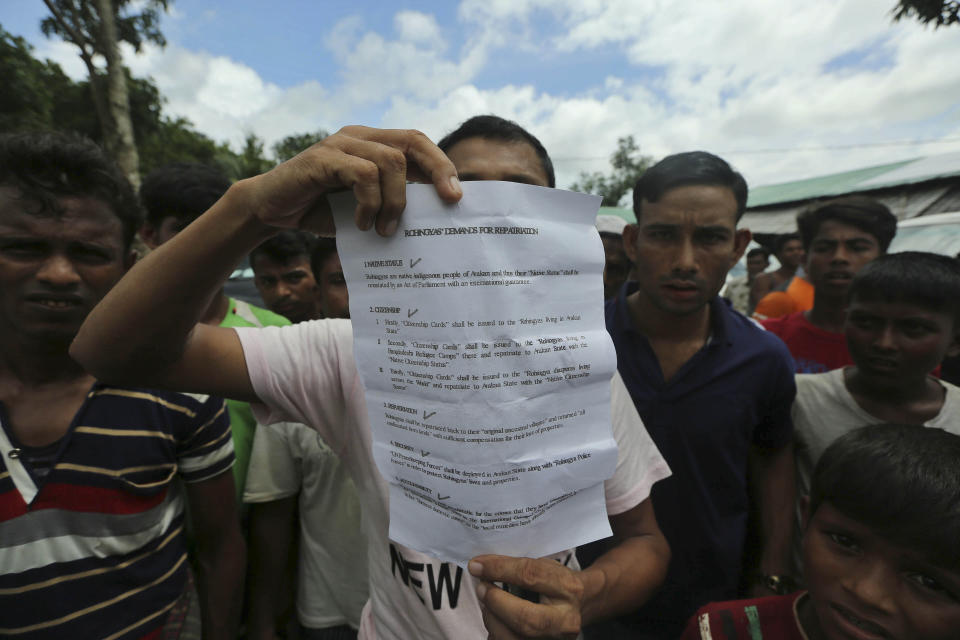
[622,223,639,263]
[731,227,751,267]
[139,223,160,249]
[947,325,960,359]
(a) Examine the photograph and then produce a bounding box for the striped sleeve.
[176,396,234,483]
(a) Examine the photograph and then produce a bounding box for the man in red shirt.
[761,197,896,373]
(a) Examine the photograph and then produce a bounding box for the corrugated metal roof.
[599,206,636,223]
[746,151,960,209]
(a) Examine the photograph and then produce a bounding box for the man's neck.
[844,366,946,423]
[0,342,90,388]
[805,293,846,333]
[627,290,712,343]
[776,264,797,279]
[200,290,231,326]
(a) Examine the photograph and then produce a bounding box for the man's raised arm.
[71,126,462,400]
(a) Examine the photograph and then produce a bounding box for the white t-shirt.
[235,319,670,640]
[244,420,368,629]
[791,367,960,574]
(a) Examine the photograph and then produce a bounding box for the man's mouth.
[831,603,890,638]
[25,294,83,310]
[823,271,853,282]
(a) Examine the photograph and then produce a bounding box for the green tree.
[217,132,273,180]
[1,24,239,180]
[569,135,653,207]
[272,130,329,163]
[40,0,170,187]
[893,0,959,26]
[0,26,75,131]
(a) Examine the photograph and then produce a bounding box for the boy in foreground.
[791,251,960,571]
[682,423,960,639]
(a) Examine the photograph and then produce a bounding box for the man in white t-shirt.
[72,119,672,639]
[791,252,960,576]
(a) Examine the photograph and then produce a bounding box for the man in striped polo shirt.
[0,132,244,639]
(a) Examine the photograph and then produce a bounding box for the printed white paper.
[332,181,618,565]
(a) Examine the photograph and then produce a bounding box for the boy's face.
[317,252,349,319]
[805,220,881,299]
[803,502,960,640]
[845,296,958,383]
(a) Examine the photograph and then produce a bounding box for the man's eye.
[0,243,45,257]
[906,573,958,601]
[827,532,860,552]
[72,248,113,264]
[850,316,878,330]
[899,322,932,338]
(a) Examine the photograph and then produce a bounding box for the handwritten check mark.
[423,410,436,420]
[408,308,419,318]
[437,493,450,501]
[410,258,422,268]
[421,450,431,457]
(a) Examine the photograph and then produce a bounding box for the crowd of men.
[2,115,960,640]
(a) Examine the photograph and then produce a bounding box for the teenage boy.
[140,162,291,502]
[762,197,897,373]
[250,230,324,322]
[723,247,768,315]
[73,119,673,640]
[790,251,960,573]
[0,132,243,638]
[600,152,797,638]
[245,236,366,640]
[749,233,804,309]
[681,423,960,640]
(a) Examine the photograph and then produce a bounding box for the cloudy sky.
[5,0,960,196]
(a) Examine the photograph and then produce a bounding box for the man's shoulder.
[758,310,805,334]
[723,302,793,358]
[223,298,292,328]
[89,383,222,413]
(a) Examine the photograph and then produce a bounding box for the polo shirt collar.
[615,281,733,348]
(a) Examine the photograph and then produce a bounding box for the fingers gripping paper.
[331,181,617,566]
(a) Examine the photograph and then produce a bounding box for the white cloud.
[29,1,960,191]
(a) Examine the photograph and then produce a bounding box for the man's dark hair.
[772,232,800,256]
[796,196,897,253]
[250,230,317,272]
[848,251,960,324]
[809,423,960,568]
[632,151,748,221]
[438,115,555,188]
[746,247,769,261]
[140,162,231,227]
[310,237,339,278]
[0,131,142,250]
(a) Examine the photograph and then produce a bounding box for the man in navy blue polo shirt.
[594,152,797,639]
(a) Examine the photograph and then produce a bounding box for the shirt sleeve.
[176,394,235,483]
[243,422,303,503]
[752,339,797,449]
[234,319,356,454]
[603,370,672,515]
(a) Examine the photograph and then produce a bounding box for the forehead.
[444,137,549,187]
[812,219,877,242]
[848,296,952,321]
[252,253,311,274]
[638,184,739,228]
[0,187,123,244]
[318,251,342,274]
